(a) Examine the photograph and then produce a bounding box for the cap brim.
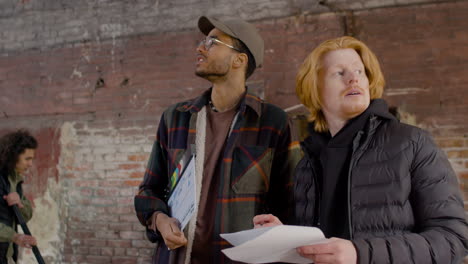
[198,16,236,38]
[198,16,214,35]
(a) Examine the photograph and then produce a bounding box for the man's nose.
[347,72,359,84]
[196,40,206,53]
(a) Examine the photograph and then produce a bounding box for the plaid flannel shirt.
[134,89,301,263]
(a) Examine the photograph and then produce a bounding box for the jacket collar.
[10,171,23,184]
[176,87,262,117]
[368,99,397,121]
[302,99,397,155]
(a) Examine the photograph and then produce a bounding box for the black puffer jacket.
[295,99,468,263]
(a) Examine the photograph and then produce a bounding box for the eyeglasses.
[198,37,241,52]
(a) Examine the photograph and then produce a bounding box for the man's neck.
[327,119,347,137]
[211,81,246,113]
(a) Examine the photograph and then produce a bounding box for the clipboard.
[167,155,196,230]
[168,154,194,197]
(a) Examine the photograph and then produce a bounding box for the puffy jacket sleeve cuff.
[352,239,369,264]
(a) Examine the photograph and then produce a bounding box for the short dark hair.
[0,130,37,177]
[231,37,257,79]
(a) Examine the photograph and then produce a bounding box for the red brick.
[119,163,142,170]
[137,257,153,264]
[132,239,154,248]
[139,248,153,256]
[82,239,107,247]
[101,180,126,187]
[120,231,143,240]
[459,172,468,180]
[75,180,100,187]
[80,188,93,196]
[101,247,114,256]
[95,230,120,239]
[114,247,126,256]
[63,254,86,263]
[106,205,134,215]
[447,150,468,159]
[128,154,148,161]
[86,256,111,264]
[68,231,95,239]
[126,248,139,256]
[119,214,138,222]
[112,257,137,264]
[89,247,100,256]
[436,138,464,148]
[125,180,141,187]
[96,188,122,197]
[107,239,132,248]
[75,247,89,254]
[109,223,133,231]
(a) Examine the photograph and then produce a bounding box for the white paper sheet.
[167,157,196,230]
[221,225,327,263]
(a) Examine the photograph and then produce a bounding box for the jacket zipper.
[348,131,365,239]
[310,161,321,228]
[348,116,379,239]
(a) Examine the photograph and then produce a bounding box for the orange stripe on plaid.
[289,140,300,148]
[223,158,233,162]
[181,104,200,111]
[134,195,161,200]
[169,149,181,166]
[145,168,156,177]
[246,94,262,102]
[239,146,269,190]
[237,126,282,135]
[214,240,231,246]
[168,127,189,132]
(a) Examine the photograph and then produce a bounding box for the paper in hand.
[221,225,327,263]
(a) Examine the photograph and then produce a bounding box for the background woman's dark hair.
[0,130,37,177]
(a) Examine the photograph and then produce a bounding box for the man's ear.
[233,53,248,69]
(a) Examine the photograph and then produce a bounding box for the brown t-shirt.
[191,106,237,264]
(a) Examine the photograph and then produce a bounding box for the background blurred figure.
[254,36,468,264]
[0,130,37,264]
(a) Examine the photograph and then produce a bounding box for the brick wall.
[0,0,467,263]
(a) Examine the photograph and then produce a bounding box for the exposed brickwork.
[0,0,467,262]
[57,121,155,263]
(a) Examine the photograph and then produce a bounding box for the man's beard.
[195,58,230,82]
[195,70,228,82]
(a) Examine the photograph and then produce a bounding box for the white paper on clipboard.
[167,156,196,230]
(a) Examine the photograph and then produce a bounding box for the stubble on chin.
[195,70,228,82]
[194,65,229,82]
[346,100,369,117]
[195,55,231,81]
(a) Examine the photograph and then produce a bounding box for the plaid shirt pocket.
[166,148,188,192]
[231,145,274,194]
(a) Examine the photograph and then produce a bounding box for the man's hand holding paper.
[297,237,357,264]
[253,214,283,228]
[220,224,327,263]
